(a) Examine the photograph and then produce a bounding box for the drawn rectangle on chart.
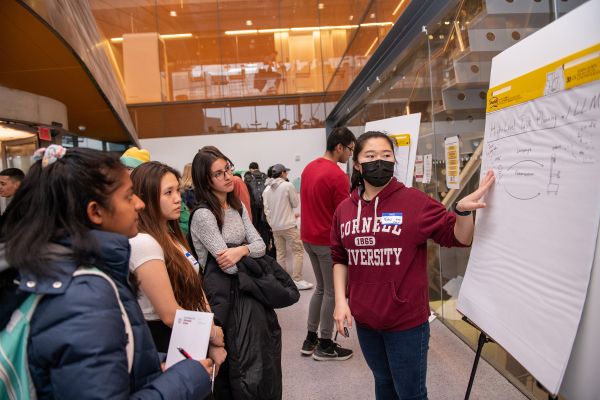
[458,79,600,394]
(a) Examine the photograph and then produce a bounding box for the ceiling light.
[224,22,393,36]
[258,28,290,33]
[364,37,378,57]
[246,20,253,26]
[370,13,376,19]
[392,0,406,16]
[349,15,354,21]
[160,33,193,39]
[224,29,258,35]
[0,125,35,141]
[291,26,321,32]
[318,3,324,9]
[444,21,450,25]
[170,10,177,17]
[360,22,394,27]
[110,33,193,42]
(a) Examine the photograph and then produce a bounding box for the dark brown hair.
[350,131,396,191]
[131,162,208,311]
[191,146,242,230]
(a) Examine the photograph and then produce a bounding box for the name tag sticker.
[381,212,403,226]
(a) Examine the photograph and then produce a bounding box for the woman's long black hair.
[350,131,396,191]
[191,146,242,230]
[0,148,126,276]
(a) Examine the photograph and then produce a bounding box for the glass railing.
[86,0,409,104]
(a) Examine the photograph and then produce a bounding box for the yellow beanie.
[120,147,151,168]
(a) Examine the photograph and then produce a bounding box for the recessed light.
[169,10,177,17]
[349,15,354,21]
[370,13,376,19]
[246,20,253,26]
[318,3,324,9]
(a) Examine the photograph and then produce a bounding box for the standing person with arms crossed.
[300,127,356,360]
[331,131,495,399]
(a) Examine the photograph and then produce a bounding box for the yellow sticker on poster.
[444,136,460,189]
[487,43,600,112]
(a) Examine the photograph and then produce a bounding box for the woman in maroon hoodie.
[331,131,494,400]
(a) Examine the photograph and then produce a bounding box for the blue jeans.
[356,322,430,400]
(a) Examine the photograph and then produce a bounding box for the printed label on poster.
[414,155,424,182]
[423,154,432,184]
[445,136,461,189]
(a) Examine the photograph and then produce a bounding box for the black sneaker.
[312,341,353,361]
[301,337,319,356]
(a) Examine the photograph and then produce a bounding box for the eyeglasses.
[343,144,355,153]
[212,163,235,180]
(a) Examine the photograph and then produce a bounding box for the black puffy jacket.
[203,253,299,400]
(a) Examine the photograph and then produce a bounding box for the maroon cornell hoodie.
[330,178,467,332]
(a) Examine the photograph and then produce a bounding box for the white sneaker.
[294,280,314,290]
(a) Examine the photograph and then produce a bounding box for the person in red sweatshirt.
[300,127,356,361]
[331,131,495,399]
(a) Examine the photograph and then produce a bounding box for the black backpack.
[243,171,267,211]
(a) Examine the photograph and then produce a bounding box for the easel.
[462,316,494,400]
[462,316,561,400]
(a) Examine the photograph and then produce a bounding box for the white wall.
[140,128,326,181]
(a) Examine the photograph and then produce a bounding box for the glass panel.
[345,0,586,398]
[3,140,37,173]
[326,1,411,94]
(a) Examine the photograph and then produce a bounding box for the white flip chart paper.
[458,79,600,394]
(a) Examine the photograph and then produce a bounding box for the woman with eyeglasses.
[189,146,275,398]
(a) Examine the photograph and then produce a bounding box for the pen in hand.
[211,362,215,392]
[178,346,215,390]
[177,347,193,359]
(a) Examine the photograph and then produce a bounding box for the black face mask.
[360,160,395,187]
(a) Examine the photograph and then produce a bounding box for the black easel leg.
[464,331,487,400]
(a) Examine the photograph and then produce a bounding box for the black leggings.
[146,320,172,353]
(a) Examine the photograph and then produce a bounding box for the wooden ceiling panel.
[0,1,134,143]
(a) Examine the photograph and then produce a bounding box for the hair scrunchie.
[32,144,67,168]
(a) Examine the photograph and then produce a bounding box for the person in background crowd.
[300,127,356,361]
[0,167,25,199]
[180,163,195,235]
[0,146,212,399]
[332,131,494,400]
[128,161,226,374]
[244,161,274,255]
[232,172,252,224]
[263,163,313,290]
[181,163,196,209]
[120,146,151,172]
[266,165,275,186]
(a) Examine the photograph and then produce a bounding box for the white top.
[129,232,200,321]
[263,178,299,231]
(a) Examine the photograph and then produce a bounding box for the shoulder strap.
[0,293,42,400]
[73,268,134,373]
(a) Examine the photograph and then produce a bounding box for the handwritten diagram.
[482,80,599,202]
